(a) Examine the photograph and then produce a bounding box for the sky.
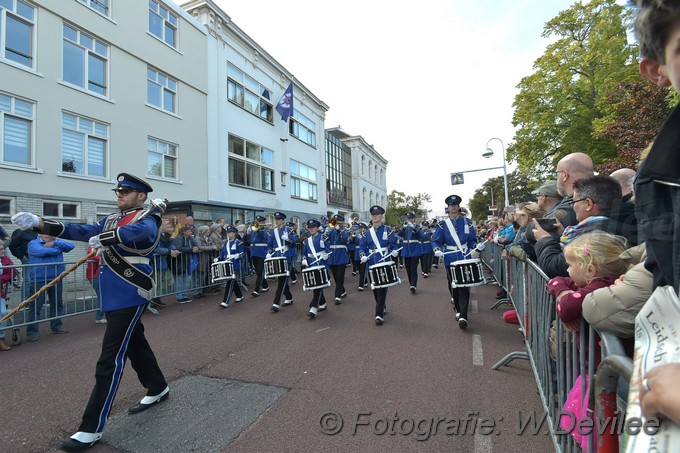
[182,0,578,218]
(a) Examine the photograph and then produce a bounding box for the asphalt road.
[1,263,556,453]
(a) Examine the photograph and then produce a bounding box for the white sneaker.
[455,312,461,320]
[95,319,107,324]
[283,299,294,306]
[220,302,229,308]
[235,297,244,302]
[375,315,384,325]
[458,318,468,329]
[308,306,318,318]
[271,303,280,312]
[318,303,327,312]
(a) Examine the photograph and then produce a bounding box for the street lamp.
[484,137,510,208]
[482,187,495,211]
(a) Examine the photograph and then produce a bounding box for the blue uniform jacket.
[268,226,298,264]
[359,225,399,267]
[27,237,75,282]
[219,238,245,271]
[302,232,330,268]
[248,229,271,258]
[398,225,424,258]
[326,227,350,265]
[57,211,160,312]
[431,216,477,266]
[420,228,433,254]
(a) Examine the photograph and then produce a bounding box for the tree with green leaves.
[509,0,639,178]
[386,191,431,226]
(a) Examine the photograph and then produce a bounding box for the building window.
[147,66,176,113]
[61,111,108,177]
[0,92,33,167]
[290,160,317,201]
[228,134,274,192]
[289,110,315,146]
[361,155,365,176]
[147,137,177,180]
[62,24,108,96]
[43,200,80,219]
[148,0,177,47]
[0,0,34,68]
[78,0,109,16]
[226,62,273,122]
[95,204,116,221]
[0,196,14,215]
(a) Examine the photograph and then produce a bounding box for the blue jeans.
[0,297,8,340]
[174,273,191,300]
[88,277,105,320]
[26,281,65,337]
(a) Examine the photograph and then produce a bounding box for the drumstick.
[377,247,402,263]
[309,251,333,267]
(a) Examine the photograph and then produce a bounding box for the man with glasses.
[12,173,169,451]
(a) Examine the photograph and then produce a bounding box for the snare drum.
[449,259,485,288]
[264,256,289,279]
[368,261,401,290]
[211,260,235,283]
[302,265,331,291]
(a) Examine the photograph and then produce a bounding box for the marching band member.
[420,221,434,278]
[398,212,424,294]
[286,221,299,284]
[218,225,245,308]
[326,214,350,304]
[248,215,270,297]
[267,212,298,312]
[301,219,330,318]
[359,205,399,325]
[352,223,369,291]
[432,195,478,329]
[348,219,360,275]
[12,173,168,451]
[431,218,441,269]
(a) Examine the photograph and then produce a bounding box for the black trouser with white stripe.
[309,289,326,308]
[79,305,167,434]
[251,257,268,292]
[420,252,433,274]
[330,264,346,298]
[273,275,292,304]
[446,271,470,320]
[373,288,387,317]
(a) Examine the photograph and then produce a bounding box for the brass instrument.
[328,217,338,229]
[251,220,260,232]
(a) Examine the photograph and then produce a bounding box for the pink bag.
[502,309,519,324]
[560,374,592,451]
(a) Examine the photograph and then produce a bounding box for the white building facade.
[0,0,208,230]
[181,0,329,228]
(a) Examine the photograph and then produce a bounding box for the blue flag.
[276,82,294,122]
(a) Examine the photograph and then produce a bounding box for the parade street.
[1,266,553,453]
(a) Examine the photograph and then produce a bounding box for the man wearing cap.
[247,215,271,297]
[532,180,563,218]
[398,212,424,294]
[267,212,298,312]
[301,219,331,318]
[218,225,245,308]
[12,173,168,451]
[432,195,478,329]
[285,221,300,284]
[352,223,369,290]
[359,205,400,325]
[326,214,350,304]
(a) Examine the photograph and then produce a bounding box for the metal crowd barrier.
[480,243,629,453]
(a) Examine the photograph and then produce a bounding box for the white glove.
[471,250,480,259]
[407,222,414,228]
[88,235,104,251]
[301,259,308,267]
[266,252,273,259]
[11,212,40,231]
[232,253,242,259]
[213,258,219,263]
[434,250,444,258]
[281,233,289,241]
[321,252,329,260]
[335,225,340,230]
[391,250,399,258]
[360,255,368,264]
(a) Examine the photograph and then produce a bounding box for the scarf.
[560,216,608,248]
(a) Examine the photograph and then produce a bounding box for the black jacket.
[9,229,38,262]
[635,104,680,294]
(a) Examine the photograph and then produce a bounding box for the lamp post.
[483,137,510,208]
[483,187,495,212]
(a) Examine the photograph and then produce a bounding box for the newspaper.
[624,285,680,453]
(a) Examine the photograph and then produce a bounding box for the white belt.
[104,256,150,265]
[446,245,466,251]
[252,243,267,246]
[403,240,420,243]
[374,247,388,252]
[330,245,347,249]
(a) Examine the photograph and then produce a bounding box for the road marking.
[472,334,483,366]
[474,432,492,453]
[471,299,478,313]
[316,327,330,333]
